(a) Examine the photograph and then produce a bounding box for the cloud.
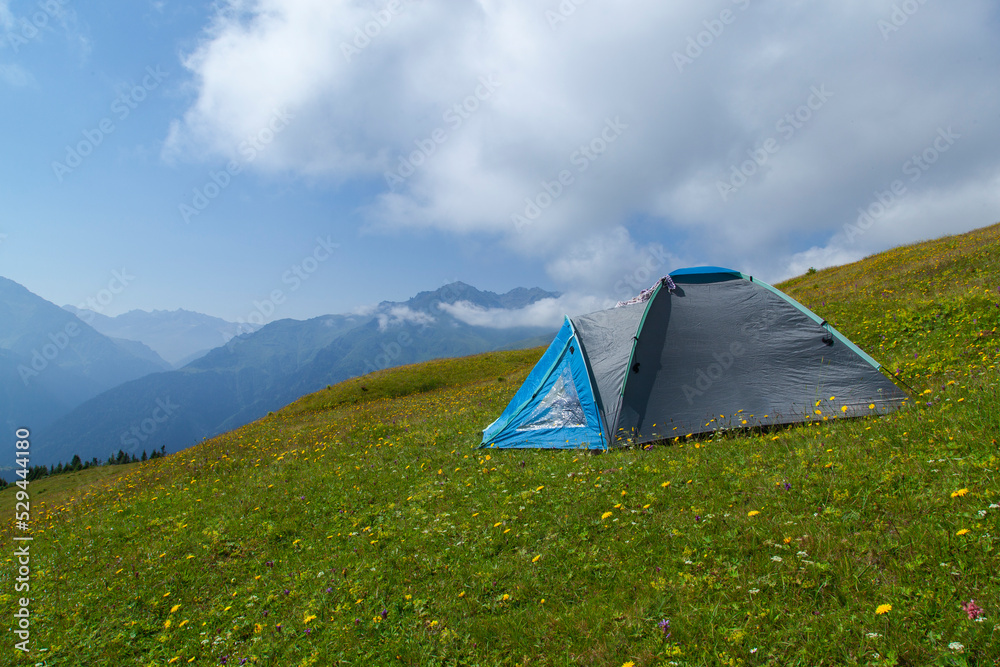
[0,63,30,87]
[786,169,1000,278]
[545,226,684,301]
[376,305,434,331]
[0,2,13,31]
[439,293,611,330]
[168,0,1000,285]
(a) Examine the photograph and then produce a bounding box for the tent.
[480,267,908,449]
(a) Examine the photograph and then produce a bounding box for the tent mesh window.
[517,365,587,430]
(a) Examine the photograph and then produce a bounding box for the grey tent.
[481,267,907,449]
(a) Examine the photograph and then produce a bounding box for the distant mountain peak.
[401,281,559,313]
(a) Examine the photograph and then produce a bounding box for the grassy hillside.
[2,225,999,666]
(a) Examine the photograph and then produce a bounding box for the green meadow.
[2,224,999,666]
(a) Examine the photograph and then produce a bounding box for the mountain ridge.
[33,281,560,466]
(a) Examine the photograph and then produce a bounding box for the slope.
[2,223,998,666]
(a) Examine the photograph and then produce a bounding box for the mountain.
[36,282,559,465]
[0,277,173,439]
[62,306,260,367]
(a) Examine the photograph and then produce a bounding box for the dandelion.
[747,510,760,517]
[956,529,970,536]
[951,488,969,498]
[875,604,892,615]
[601,511,613,520]
[622,662,635,667]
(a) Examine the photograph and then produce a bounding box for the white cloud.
[168,0,1000,286]
[0,63,30,87]
[0,2,13,31]
[545,226,684,301]
[786,170,1000,279]
[376,305,434,331]
[440,293,611,329]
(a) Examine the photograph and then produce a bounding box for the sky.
[1,0,999,328]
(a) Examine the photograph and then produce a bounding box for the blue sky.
[2,0,999,326]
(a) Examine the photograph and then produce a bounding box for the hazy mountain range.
[62,306,262,367]
[1,277,558,470]
[1,277,171,436]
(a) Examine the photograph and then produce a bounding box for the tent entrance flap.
[518,365,587,430]
[480,318,605,449]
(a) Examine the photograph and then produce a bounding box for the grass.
[1,224,999,666]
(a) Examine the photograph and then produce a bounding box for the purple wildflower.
[962,600,984,620]
[381,609,388,620]
[658,619,671,637]
[783,481,792,491]
[220,657,228,665]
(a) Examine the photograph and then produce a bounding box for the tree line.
[0,446,167,489]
